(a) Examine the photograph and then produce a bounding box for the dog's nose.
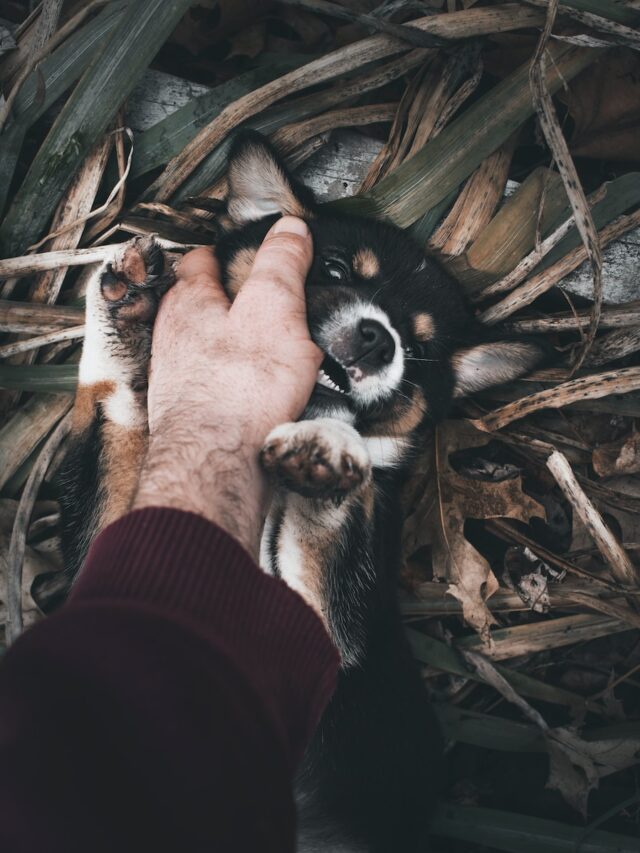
[353,319,395,368]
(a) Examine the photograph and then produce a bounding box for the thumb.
[232,216,313,321]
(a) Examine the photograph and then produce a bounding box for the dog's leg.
[260,418,376,666]
[57,237,172,586]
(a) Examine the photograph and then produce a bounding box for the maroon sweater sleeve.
[0,508,339,853]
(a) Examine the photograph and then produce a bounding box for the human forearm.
[134,416,267,558]
[0,508,339,853]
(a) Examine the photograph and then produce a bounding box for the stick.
[478,208,640,325]
[472,367,640,432]
[0,325,85,359]
[546,450,638,588]
[529,0,602,369]
[150,5,543,201]
[472,185,606,303]
[506,302,640,333]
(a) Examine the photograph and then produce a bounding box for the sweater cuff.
[69,507,339,761]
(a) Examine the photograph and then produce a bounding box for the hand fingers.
[157,246,229,329]
[176,246,228,305]
[233,216,313,323]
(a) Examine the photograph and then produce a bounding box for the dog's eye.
[404,343,426,359]
[324,258,349,282]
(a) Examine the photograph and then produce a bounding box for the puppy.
[46,131,549,851]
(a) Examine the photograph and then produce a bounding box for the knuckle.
[261,234,310,268]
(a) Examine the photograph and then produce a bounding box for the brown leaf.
[547,726,640,817]
[462,650,640,816]
[403,421,544,640]
[558,49,640,162]
[593,431,640,477]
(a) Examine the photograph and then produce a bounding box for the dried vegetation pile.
[0,0,640,849]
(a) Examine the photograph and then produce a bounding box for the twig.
[0,300,83,334]
[0,325,85,359]
[529,0,603,370]
[478,208,640,325]
[472,367,640,432]
[0,237,189,278]
[524,0,640,51]
[149,5,543,201]
[6,410,72,644]
[584,327,640,367]
[487,518,626,592]
[472,184,607,303]
[28,128,134,252]
[506,302,640,333]
[546,449,638,588]
[28,132,113,305]
[83,115,130,242]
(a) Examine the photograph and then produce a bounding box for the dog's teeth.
[316,368,345,393]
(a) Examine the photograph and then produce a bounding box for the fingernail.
[271,216,309,237]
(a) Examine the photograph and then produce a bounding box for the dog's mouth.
[315,353,351,397]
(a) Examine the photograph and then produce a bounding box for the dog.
[42,131,549,851]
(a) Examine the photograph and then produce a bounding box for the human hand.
[135,216,320,556]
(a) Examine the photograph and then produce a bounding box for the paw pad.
[100,237,174,324]
[260,423,370,500]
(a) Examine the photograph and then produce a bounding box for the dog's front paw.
[260,419,371,500]
[99,236,174,328]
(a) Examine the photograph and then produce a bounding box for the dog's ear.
[452,338,552,397]
[225,130,315,226]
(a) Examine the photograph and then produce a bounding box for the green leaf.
[0,364,78,393]
[131,60,304,180]
[435,703,636,753]
[0,0,196,256]
[333,44,596,228]
[541,172,640,269]
[0,2,125,216]
[559,0,640,26]
[406,628,598,712]
[431,804,640,852]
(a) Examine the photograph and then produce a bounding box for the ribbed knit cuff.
[70,507,339,763]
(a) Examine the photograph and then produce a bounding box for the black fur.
[215,131,550,852]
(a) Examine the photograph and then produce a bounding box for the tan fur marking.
[71,381,117,433]
[227,144,312,224]
[294,529,332,626]
[225,246,257,298]
[364,387,427,438]
[362,485,375,522]
[99,422,148,528]
[102,279,128,302]
[413,312,435,342]
[352,248,380,279]
[122,246,147,284]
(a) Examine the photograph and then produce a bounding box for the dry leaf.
[403,421,544,640]
[547,726,640,817]
[593,431,640,477]
[558,49,640,163]
[462,649,640,816]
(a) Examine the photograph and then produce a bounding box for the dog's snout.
[355,319,395,368]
